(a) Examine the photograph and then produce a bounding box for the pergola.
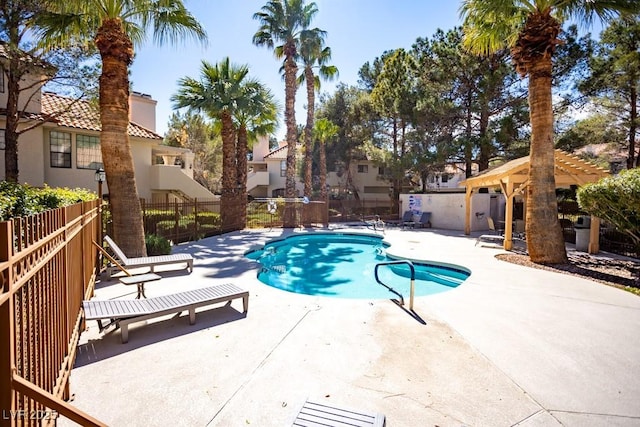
[460,150,610,253]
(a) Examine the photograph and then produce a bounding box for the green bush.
[577,168,640,255]
[155,220,180,237]
[193,211,221,226]
[0,182,97,221]
[143,209,176,222]
[145,234,172,255]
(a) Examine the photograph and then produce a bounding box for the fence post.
[194,198,199,239]
[174,200,179,244]
[0,221,16,424]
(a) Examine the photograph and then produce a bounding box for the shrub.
[0,182,97,221]
[145,234,172,255]
[192,211,221,226]
[577,168,640,255]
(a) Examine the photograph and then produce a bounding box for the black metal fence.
[102,198,636,258]
[328,199,393,223]
[557,200,637,257]
[104,198,328,244]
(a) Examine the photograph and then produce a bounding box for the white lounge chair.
[475,217,505,246]
[103,235,193,278]
[83,283,249,343]
[290,399,385,427]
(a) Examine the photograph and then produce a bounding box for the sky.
[129,1,463,139]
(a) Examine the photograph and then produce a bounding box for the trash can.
[574,216,591,252]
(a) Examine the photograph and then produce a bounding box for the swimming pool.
[245,233,469,299]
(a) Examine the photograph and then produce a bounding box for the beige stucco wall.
[252,135,270,162]
[0,119,46,186]
[264,158,304,197]
[399,193,498,231]
[326,160,390,201]
[130,140,154,199]
[129,92,157,132]
[0,73,43,114]
[15,123,160,198]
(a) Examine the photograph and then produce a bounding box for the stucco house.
[0,89,215,201]
[0,45,215,202]
[422,163,477,192]
[247,136,303,198]
[247,136,393,201]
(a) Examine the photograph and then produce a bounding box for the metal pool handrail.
[374,260,415,311]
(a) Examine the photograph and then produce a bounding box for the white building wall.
[399,193,502,232]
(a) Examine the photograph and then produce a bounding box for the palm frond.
[459,0,528,54]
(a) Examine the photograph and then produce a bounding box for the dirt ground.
[496,251,640,292]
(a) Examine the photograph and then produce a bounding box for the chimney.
[253,135,270,162]
[129,91,157,132]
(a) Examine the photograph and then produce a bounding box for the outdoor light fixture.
[94,167,106,183]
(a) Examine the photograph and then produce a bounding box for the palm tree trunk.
[220,111,237,231]
[283,47,298,227]
[319,139,327,202]
[236,125,248,229]
[628,84,637,168]
[96,19,146,257]
[304,65,314,197]
[526,57,567,264]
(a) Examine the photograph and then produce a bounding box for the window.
[50,131,71,168]
[357,164,368,173]
[441,174,449,183]
[0,66,4,93]
[280,160,286,177]
[0,129,5,150]
[76,134,103,169]
[378,167,385,175]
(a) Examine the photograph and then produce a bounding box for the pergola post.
[464,187,472,235]
[588,216,601,254]
[500,180,515,251]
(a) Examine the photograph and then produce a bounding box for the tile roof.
[0,42,54,71]
[41,92,162,140]
[263,143,302,159]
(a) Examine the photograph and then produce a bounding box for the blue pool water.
[245,233,469,299]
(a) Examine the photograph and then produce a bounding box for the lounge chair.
[364,215,385,232]
[400,211,416,229]
[103,235,193,278]
[83,283,249,343]
[475,217,505,246]
[416,212,432,228]
[290,398,385,427]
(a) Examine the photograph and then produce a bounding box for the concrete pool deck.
[61,227,640,426]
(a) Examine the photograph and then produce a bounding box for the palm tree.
[460,0,639,264]
[313,118,338,203]
[253,0,319,227]
[233,84,279,228]
[298,27,338,198]
[37,1,206,256]
[172,58,255,232]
